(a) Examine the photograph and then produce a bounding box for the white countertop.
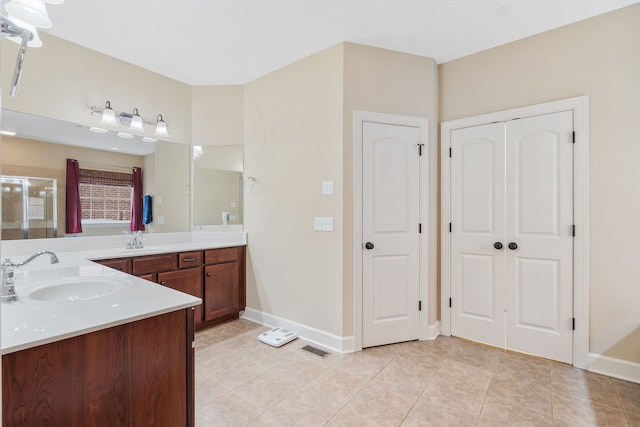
[1,231,247,354]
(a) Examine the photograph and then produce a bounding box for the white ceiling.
[44,0,640,86]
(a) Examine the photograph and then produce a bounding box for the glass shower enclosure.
[1,175,57,239]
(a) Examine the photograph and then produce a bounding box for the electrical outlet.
[314,217,334,232]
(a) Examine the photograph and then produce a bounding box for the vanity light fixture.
[90,101,170,141]
[5,16,41,47]
[154,114,169,137]
[4,0,52,29]
[129,108,144,132]
[1,0,65,96]
[100,101,117,126]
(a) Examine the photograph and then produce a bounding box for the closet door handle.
[493,242,503,250]
[508,242,518,250]
[365,242,374,250]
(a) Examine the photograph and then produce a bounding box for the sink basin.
[28,278,126,302]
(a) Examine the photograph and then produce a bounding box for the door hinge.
[572,224,576,237]
[419,223,422,234]
[418,300,422,311]
[449,223,452,233]
[572,317,576,330]
[572,131,576,144]
[449,297,452,308]
[449,147,452,158]
[418,144,424,156]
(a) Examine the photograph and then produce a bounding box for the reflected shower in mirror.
[0,110,191,238]
[192,145,243,230]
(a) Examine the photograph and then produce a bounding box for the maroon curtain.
[65,159,83,233]
[130,167,145,231]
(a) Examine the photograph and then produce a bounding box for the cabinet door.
[158,267,203,327]
[94,258,132,274]
[204,262,240,321]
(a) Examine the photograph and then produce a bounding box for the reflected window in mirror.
[1,110,191,239]
[79,168,133,223]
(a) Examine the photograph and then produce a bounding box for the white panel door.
[450,123,506,348]
[449,111,574,363]
[362,122,421,348]
[505,111,574,363]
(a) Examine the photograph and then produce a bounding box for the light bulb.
[129,108,144,132]
[154,114,169,137]
[4,0,52,28]
[100,101,117,126]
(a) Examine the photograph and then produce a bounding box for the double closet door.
[449,111,574,363]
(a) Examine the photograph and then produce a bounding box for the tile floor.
[194,319,640,426]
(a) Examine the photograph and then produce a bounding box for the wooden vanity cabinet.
[95,257,132,274]
[132,253,177,282]
[2,308,195,427]
[158,266,204,328]
[94,246,246,330]
[203,246,246,325]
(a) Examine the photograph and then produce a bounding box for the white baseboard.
[588,353,640,384]
[242,308,355,354]
[425,321,440,340]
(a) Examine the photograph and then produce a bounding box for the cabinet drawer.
[132,253,177,275]
[95,258,132,274]
[178,251,203,268]
[205,247,241,265]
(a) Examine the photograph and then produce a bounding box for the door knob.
[494,242,503,250]
[508,242,518,250]
[365,242,375,250]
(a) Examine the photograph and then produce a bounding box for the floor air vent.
[301,345,330,358]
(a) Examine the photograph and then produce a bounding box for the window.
[79,169,133,222]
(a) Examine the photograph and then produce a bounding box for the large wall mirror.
[1,110,191,239]
[192,145,243,230]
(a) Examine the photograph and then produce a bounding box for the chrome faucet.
[1,251,59,303]
[122,229,144,249]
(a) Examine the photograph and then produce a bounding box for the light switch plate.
[314,217,334,232]
[321,180,334,195]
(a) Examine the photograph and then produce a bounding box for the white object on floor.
[258,327,298,347]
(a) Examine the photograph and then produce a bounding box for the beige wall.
[244,45,345,336]
[244,43,438,338]
[439,4,640,363]
[191,86,244,146]
[194,169,242,226]
[148,141,191,233]
[1,34,192,145]
[342,43,438,333]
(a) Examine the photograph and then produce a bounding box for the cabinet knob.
[206,272,212,277]
[160,281,166,286]
[365,242,374,250]
[508,242,518,250]
[494,242,503,250]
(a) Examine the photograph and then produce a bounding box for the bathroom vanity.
[94,245,246,330]
[1,232,246,427]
